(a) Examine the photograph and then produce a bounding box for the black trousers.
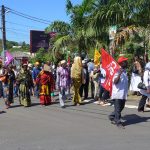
[109,99,125,124]
[99,85,110,101]
[90,81,94,99]
[79,82,89,99]
[138,95,148,111]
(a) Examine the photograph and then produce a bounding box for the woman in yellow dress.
[71,56,83,105]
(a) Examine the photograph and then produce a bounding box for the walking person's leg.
[91,80,94,99]
[84,82,89,99]
[138,95,148,112]
[114,99,125,126]
[59,87,65,108]
[93,81,98,101]
[79,84,84,98]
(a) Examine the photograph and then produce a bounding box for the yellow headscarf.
[71,56,82,79]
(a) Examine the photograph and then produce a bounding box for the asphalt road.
[0,95,150,150]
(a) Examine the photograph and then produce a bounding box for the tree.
[30,48,53,63]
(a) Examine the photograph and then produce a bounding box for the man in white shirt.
[109,56,128,128]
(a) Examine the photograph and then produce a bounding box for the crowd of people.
[0,54,150,128]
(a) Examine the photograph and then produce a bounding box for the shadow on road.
[10,104,22,108]
[123,114,150,126]
[0,110,6,114]
[31,103,41,107]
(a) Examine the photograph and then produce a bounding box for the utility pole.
[1,5,6,64]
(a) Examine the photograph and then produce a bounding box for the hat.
[35,62,40,66]
[118,56,128,64]
[43,64,51,72]
[28,63,33,68]
[61,60,66,65]
[22,63,28,66]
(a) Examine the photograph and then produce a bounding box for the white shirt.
[111,70,128,100]
[0,69,2,75]
[140,70,150,97]
[143,70,150,87]
[100,67,106,84]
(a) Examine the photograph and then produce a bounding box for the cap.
[22,63,28,66]
[35,62,40,66]
[118,56,128,64]
[61,60,66,65]
[28,63,33,68]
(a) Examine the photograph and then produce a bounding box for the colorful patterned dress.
[17,69,33,107]
[36,71,55,105]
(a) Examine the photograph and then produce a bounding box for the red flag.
[101,48,120,93]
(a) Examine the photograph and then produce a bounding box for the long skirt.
[8,81,14,104]
[72,78,82,105]
[3,82,14,104]
[19,83,31,107]
[39,84,51,105]
[129,73,142,92]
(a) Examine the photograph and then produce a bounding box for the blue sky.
[0,0,82,44]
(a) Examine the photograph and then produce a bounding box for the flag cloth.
[101,48,120,93]
[94,49,101,65]
[5,51,14,66]
[49,32,56,38]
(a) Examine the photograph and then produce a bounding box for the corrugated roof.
[11,51,30,58]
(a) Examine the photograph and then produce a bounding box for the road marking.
[93,100,150,110]
[83,100,91,102]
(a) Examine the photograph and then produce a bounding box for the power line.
[7,29,29,36]
[6,27,30,33]
[6,21,42,29]
[5,6,51,25]
[10,11,50,25]
[5,6,51,23]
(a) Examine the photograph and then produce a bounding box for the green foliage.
[0,39,30,53]
[45,21,71,35]
[6,40,18,49]
[29,48,54,64]
[45,0,150,62]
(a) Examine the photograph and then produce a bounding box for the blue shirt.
[88,62,94,73]
[32,67,41,80]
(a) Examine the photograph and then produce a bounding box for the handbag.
[137,82,147,90]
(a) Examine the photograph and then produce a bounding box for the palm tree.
[66,0,97,54]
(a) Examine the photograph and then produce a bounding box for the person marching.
[109,56,128,128]
[32,62,41,98]
[57,60,70,108]
[36,64,55,106]
[71,57,83,106]
[17,63,33,107]
[1,65,15,109]
[138,62,150,112]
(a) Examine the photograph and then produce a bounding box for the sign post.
[109,26,117,56]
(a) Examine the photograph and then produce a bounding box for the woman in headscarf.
[71,56,83,105]
[138,62,150,112]
[1,65,15,109]
[17,63,33,107]
[36,64,55,106]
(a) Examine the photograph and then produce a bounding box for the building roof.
[11,51,31,58]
